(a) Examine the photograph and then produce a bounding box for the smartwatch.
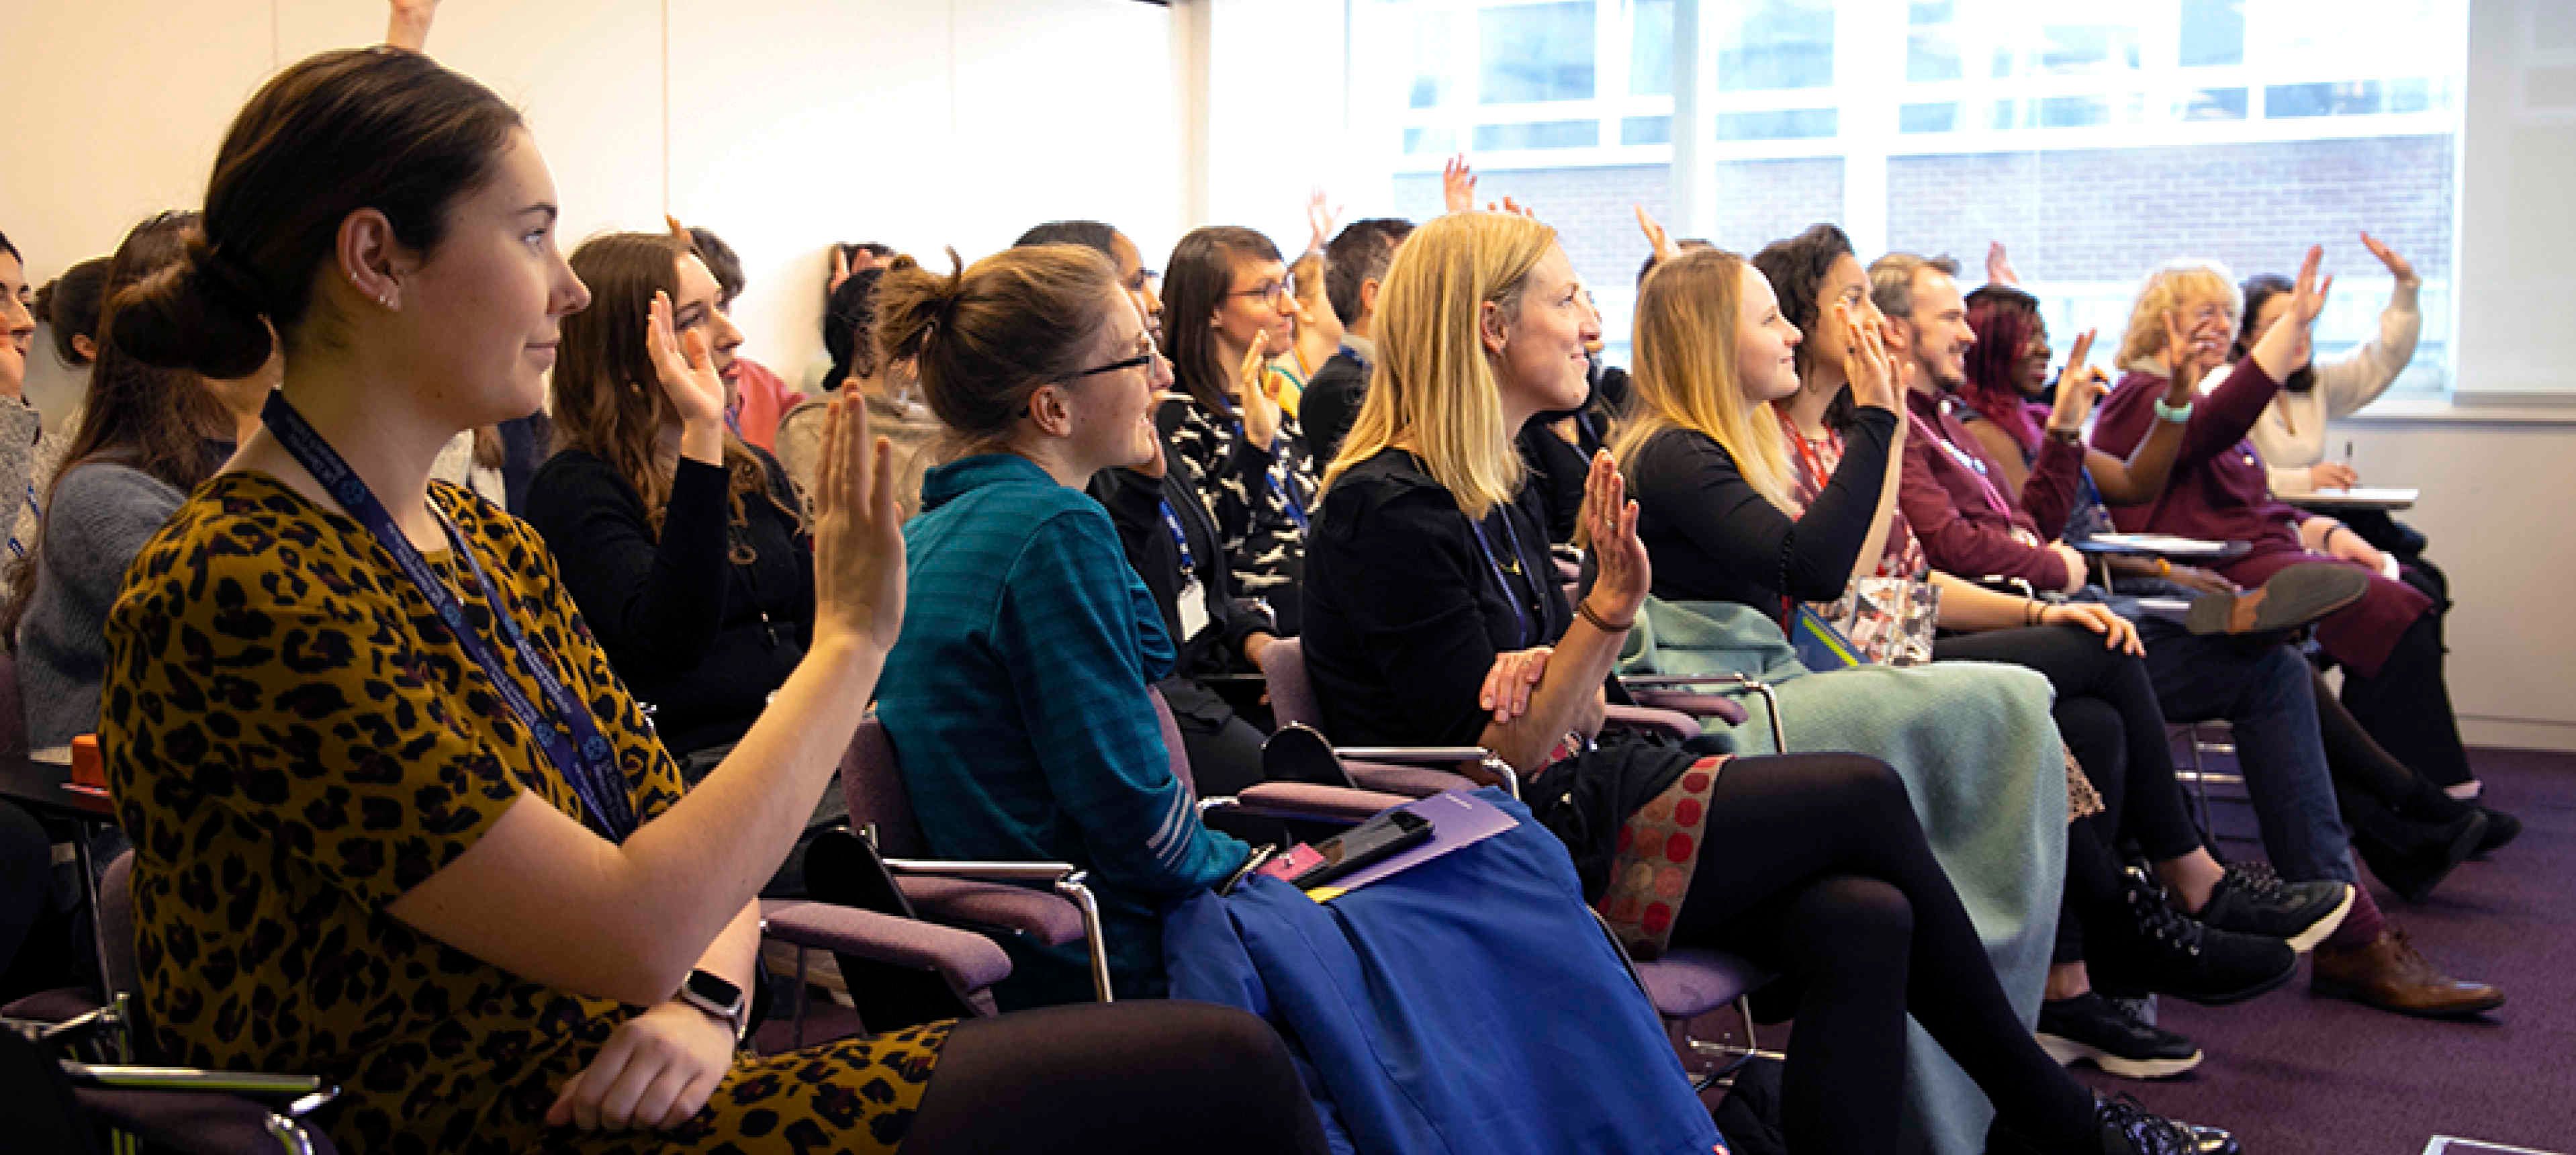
[678,968,749,1047]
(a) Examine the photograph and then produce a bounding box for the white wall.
[1,0,1184,403]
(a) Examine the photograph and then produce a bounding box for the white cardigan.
[2199,281,2420,494]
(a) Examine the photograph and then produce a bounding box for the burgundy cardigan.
[1895,387,2085,590]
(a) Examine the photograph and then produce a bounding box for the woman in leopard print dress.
[99,46,1323,1155]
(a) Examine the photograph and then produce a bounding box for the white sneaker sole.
[2038,1030,2205,1080]
[2284,884,2357,954]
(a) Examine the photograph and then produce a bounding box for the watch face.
[686,969,743,1011]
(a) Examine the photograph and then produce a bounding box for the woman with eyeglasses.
[873,244,1263,1010]
[1156,226,1318,635]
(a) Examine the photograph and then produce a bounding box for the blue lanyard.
[1158,498,1197,575]
[1465,509,1539,649]
[261,394,637,841]
[1231,417,1312,533]
[1273,465,1311,533]
[5,481,32,559]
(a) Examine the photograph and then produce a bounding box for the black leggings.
[1931,626,2205,966]
[903,1001,1330,1154]
[0,802,49,983]
[1670,753,2096,1154]
[2314,671,2469,817]
[2338,565,2476,788]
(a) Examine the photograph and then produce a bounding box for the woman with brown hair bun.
[99,46,1325,1154]
[7,210,272,750]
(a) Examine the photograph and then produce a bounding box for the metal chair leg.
[1056,875,1115,1003]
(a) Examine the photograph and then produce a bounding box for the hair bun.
[111,230,276,381]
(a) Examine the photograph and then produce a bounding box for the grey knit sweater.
[16,461,187,748]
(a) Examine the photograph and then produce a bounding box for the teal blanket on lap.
[1622,597,2068,1155]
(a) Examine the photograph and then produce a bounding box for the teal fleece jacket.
[878,453,1248,1006]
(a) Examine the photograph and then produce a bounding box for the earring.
[379,291,396,310]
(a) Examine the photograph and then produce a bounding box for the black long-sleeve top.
[522,449,813,757]
[1088,453,1274,679]
[1627,406,1898,619]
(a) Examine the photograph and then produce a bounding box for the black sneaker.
[1989,1094,2241,1155]
[2193,862,2353,953]
[2090,867,2297,1006]
[2096,1094,2240,1155]
[2038,992,2204,1080]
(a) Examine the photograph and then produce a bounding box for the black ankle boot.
[2346,792,2485,903]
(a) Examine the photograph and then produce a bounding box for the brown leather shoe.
[2311,927,2504,1018]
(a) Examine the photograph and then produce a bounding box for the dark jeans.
[1671,753,2096,1154]
[2134,622,2356,888]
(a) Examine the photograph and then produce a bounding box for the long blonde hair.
[2117,259,2242,367]
[1612,247,1798,512]
[1320,212,1555,520]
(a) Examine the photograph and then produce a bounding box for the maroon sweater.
[2093,359,2430,676]
[1895,387,2085,590]
[2091,359,2307,553]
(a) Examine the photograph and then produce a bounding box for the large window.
[1350,0,2468,391]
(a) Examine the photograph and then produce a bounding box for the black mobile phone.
[1291,810,1435,890]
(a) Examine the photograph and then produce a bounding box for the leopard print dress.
[102,472,946,1154]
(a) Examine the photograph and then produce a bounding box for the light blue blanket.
[1622,597,2068,1155]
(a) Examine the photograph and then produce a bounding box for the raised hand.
[646,290,728,431]
[2045,328,2110,430]
[1236,330,1281,451]
[1442,154,1479,215]
[1484,195,1535,219]
[1986,241,2020,286]
[808,392,907,654]
[2360,232,2418,286]
[828,244,890,296]
[1305,189,1342,255]
[1839,301,1900,413]
[385,0,440,52]
[2249,245,2334,381]
[1577,451,1650,624]
[1634,204,1678,269]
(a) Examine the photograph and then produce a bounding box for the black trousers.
[904,1001,1331,1154]
[1671,753,2096,1154]
[2338,563,2477,788]
[1931,626,2205,966]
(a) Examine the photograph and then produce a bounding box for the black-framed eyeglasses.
[1070,352,1154,379]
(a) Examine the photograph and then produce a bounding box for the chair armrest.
[61,1063,326,1099]
[1207,782,1413,825]
[1618,674,1785,752]
[1331,747,1519,800]
[760,900,1013,995]
[1601,703,1701,740]
[1624,689,1749,726]
[881,860,1078,884]
[1341,761,1484,798]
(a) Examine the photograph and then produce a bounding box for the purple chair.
[755,896,1013,1048]
[1144,687,1413,825]
[838,719,1117,1003]
[1255,639,1524,798]
[0,850,344,1154]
